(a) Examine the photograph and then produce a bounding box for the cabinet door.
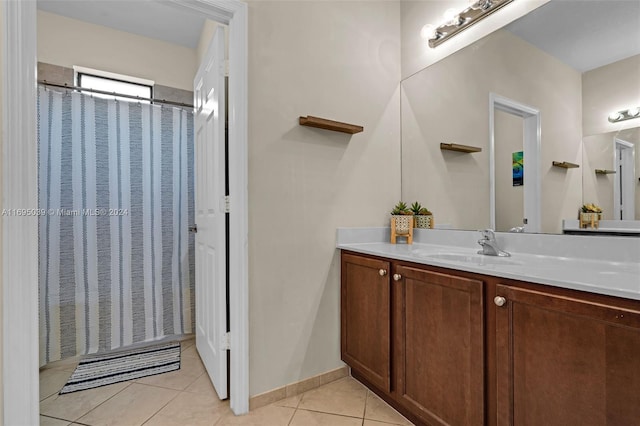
[341,252,391,391]
[495,284,640,426]
[394,265,484,426]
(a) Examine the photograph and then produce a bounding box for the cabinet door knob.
[494,296,507,307]
[379,269,387,276]
[393,274,402,281]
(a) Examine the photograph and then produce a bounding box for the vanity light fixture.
[608,107,640,123]
[422,0,514,48]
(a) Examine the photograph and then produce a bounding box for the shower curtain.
[38,86,195,365]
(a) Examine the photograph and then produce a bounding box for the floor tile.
[40,415,72,426]
[364,391,413,425]
[181,337,195,348]
[145,391,228,426]
[181,344,199,359]
[297,377,367,418]
[272,394,301,408]
[40,368,74,401]
[134,353,205,390]
[289,410,362,426]
[40,382,130,422]
[40,357,80,372]
[364,420,405,426]
[214,404,295,426]
[184,372,219,399]
[77,383,179,426]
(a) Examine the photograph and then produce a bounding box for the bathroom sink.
[424,253,522,266]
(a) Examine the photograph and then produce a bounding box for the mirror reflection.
[583,127,640,221]
[401,0,640,234]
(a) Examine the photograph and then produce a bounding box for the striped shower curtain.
[38,86,195,365]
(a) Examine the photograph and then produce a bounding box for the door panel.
[341,253,391,392]
[194,26,227,400]
[495,284,640,426]
[395,265,484,426]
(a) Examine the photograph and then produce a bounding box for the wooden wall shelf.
[299,116,363,134]
[552,161,579,169]
[440,143,482,153]
[595,169,616,175]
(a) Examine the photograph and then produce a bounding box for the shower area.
[37,84,195,365]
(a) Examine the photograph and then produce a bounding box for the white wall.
[0,3,4,419]
[247,0,401,396]
[400,0,548,79]
[582,54,640,137]
[401,29,583,234]
[37,10,197,91]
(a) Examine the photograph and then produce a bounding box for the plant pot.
[579,212,601,229]
[391,215,413,234]
[414,214,433,229]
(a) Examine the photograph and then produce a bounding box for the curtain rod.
[38,80,194,109]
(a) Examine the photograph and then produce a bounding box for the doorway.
[1,1,249,424]
[614,138,635,220]
[489,93,541,233]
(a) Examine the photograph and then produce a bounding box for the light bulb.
[627,107,640,117]
[420,24,436,40]
[443,8,457,24]
[609,112,623,121]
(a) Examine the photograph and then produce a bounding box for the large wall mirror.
[401,0,640,234]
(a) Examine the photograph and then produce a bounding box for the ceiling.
[505,0,640,72]
[37,0,206,49]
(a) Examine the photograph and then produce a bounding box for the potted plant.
[410,201,434,229]
[579,203,602,229]
[390,201,413,235]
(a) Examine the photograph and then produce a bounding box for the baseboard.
[249,366,349,411]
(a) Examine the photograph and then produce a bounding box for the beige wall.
[247,0,401,396]
[37,10,197,91]
[400,0,548,79]
[401,29,583,234]
[582,55,640,137]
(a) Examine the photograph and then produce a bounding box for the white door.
[194,26,228,400]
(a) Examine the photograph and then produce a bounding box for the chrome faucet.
[477,229,510,257]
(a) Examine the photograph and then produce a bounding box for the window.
[74,66,154,104]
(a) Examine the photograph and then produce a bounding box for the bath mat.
[59,341,181,394]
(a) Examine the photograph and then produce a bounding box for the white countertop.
[336,228,640,301]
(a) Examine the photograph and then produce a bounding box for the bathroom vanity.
[337,229,640,426]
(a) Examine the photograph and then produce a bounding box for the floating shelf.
[440,143,482,153]
[595,169,616,175]
[552,161,580,169]
[299,116,363,134]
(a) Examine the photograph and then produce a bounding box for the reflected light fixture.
[422,0,514,48]
[608,107,640,123]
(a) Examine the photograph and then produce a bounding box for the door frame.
[613,138,635,220]
[489,93,541,233]
[1,1,249,423]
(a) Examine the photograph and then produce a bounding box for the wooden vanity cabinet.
[394,264,485,426]
[494,283,640,426]
[341,250,640,426]
[341,252,392,392]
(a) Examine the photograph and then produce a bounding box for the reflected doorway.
[614,138,635,220]
[489,93,541,233]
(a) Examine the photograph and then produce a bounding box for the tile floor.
[39,339,414,426]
